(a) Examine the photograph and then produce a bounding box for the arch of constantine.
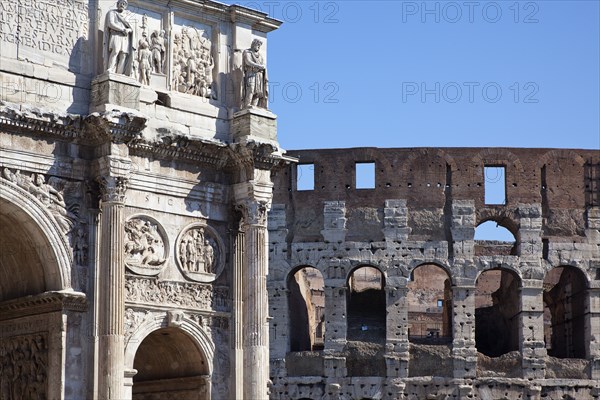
[0,0,598,399]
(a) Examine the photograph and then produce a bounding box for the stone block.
[90,72,141,112]
[231,107,278,142]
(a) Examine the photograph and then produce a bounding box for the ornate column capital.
[236,199,269,228]
[97,175,129,203]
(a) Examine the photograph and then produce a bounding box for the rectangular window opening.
[484,166,506,205]
[296,163,314,191]
[437,299,443,308]
[356,162,375,189]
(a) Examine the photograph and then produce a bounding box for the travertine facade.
[1,1,599,399]
[0,0,287,398]
[268,148,600,399]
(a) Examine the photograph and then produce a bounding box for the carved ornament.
[176,223,224,283]
[124,216,168,276]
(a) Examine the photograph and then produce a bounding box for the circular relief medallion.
[176,223,224,283]
[124,216,168,276]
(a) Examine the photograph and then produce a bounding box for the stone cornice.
[0,291,87,321]
[0,103,81,140]
[0,104,146,145]
[83,111,147,145]
[129,134,230,168]
[228,4,283,32]
[0,105,293,171]
[229,140,295,171]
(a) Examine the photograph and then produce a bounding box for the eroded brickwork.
[268,147,600,400]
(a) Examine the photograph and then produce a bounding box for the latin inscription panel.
[0,0,88,58]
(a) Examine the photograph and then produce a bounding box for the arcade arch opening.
[288,266,325,352]
[132,327,210,399]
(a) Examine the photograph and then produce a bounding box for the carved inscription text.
[0,0,89,56]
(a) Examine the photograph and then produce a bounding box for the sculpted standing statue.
[103,0,136,75]
[242,39,268,109]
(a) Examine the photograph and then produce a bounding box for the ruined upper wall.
[272,147,599,242]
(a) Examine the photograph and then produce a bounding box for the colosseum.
[0,0,598,399]
[267,148,600,399]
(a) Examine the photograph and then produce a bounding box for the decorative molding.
[0,105,146,145]
[0,291,87,321]
[128,134,229,168]
[125,275,230,312]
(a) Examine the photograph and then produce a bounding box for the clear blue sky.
[227,0,600,151]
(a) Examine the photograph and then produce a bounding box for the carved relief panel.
[176,223,224,283]
[124,216,168,276]
[100,4,216,98]
[171,17,215,98]
[126,6,167,86]
[0,333,49,399]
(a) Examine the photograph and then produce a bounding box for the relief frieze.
[125,275,230,312]
[0,333,48,399]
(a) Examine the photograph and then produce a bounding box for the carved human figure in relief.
[103,0,136,75]
[124,219,166,269]
[204,239,214,273]
[242,39,268,109]
[178,227,217,274]
[2,169,75,233]
[137,36,152,85]
[150,30,165,74]
[171,27,214,98]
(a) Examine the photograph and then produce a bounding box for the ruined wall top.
[272,147,600,242]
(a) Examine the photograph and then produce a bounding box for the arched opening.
[474,220,517,256]
[0,197,64,301]
[347,266,385,343]
[407,264,452,343]
[543,266,587,359]
[133,327,210,399]
[288,266,325,352]
[407,264,453,377]
[475,269,520,357]
[0,193,72,399]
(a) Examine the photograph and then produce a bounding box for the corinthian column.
[97,175,128,400]
[236,196,271,400]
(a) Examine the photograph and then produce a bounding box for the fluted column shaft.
[232,228,245,399]
[232,169,275,399]
[241,209,270,400]
[97,176,128,400]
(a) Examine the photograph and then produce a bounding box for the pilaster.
[96,169,129,400]
[520,279,547,379]
[451,200,475,260]
[323,282,347,353]
[588,287,600,379]
[237,193,269,400]
[385,276,409,378]
[452,282,477,378]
